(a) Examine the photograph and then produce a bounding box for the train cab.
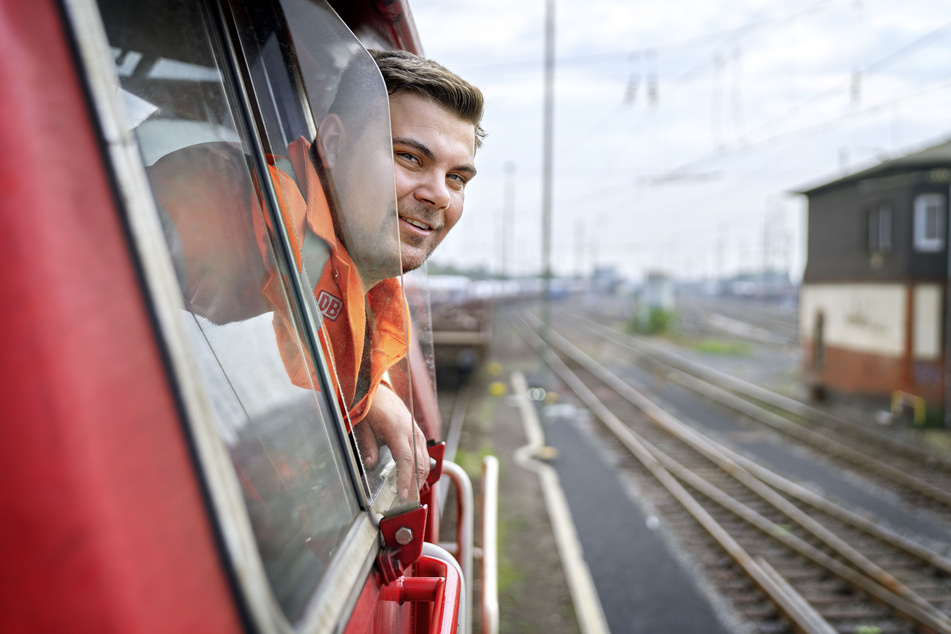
[0,0,496,632]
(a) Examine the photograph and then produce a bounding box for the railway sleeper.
[896,575,951,591]
[752,621,803,634]
[740,602,781,619]
[756,566,826,583]
[731,590,774,606]
[708,566,758,582]
[524,317,951,633]
[828,620,916,634]
[711,577,762,597]
[816,603,895,620]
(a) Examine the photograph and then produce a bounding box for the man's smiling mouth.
[400,216,432,232]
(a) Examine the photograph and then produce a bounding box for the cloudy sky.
[408,0,951,283]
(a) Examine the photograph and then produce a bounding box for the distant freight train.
[427,275,580,375]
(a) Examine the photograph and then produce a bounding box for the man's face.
[390,92,477,273]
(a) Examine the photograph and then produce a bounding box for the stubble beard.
[398,203,444,273]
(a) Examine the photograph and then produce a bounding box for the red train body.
[0,1,494,632]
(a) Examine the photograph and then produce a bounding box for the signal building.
[798,139,951,410]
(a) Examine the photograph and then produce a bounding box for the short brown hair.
[370,49,486,149]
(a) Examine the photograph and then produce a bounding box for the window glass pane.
[228,0,421,512]
[914,193,945,252]
[927,206,940,240]
[98,0,360,620]
[403,265,440,432]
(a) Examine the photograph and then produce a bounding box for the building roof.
[793,137,951,196]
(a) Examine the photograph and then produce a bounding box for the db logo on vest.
[316,290,343,321]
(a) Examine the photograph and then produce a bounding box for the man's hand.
[354,384,430,503]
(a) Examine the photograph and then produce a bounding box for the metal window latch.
[377,442,446,583]
[422,441,445,495]
[377,504,428,584]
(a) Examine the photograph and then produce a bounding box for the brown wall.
[802,339,945,406]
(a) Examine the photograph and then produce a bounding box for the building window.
[914,193,946,252]
[868,202,892,252]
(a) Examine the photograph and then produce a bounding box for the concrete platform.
[544,406,733,634]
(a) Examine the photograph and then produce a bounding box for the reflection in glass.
[98,0,361,620]
[230,0,420,510]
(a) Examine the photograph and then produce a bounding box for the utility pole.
[945,180,951,428]
[762,200,770,297]
[540,0,555,370]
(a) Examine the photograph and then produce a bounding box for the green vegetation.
[627,307,678,335]
[692,339,753,357]
[452,444,496,479]
[496,516,523,593]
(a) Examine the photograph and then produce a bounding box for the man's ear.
[316,113,345,170]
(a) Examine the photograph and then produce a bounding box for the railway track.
[560,310,951,526]
[677,294,800,345]
[518,313,951,634]
[677,305,795,349]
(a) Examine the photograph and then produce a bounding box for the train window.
[97,0,371,621]
[226,0,418,513]
[913,193,946,252]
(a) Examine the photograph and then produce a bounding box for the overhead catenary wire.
[554,0,872,226]
[566,9,951,201]
[648,73,951,187]
[561,24,951,213]
[454,0,845,75]
[633,17,951,185]
[431,1,951,280]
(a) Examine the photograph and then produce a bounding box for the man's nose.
[416,172,450,210]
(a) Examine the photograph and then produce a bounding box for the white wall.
[800,284,906,358]
[913,284,943,360]
[801,282,945,361]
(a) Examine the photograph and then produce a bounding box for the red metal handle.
[380,555,461,634]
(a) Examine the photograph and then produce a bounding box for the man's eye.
[448,173,467,186]
[396,152,418,164]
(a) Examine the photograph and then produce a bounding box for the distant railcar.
[425,277,489,379]
[427,276,576,379]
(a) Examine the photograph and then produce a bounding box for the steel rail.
[677,303,795,347]
[517,316,951,633]
[720,447,951,575]
[515,321,838,634]
[754,557,829,633]
[538,319,951,628]
[563,313,951,509]
[678,296,799,339]
[652,448,951,633]
[662,355,951,508]
[567,310,951,471]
